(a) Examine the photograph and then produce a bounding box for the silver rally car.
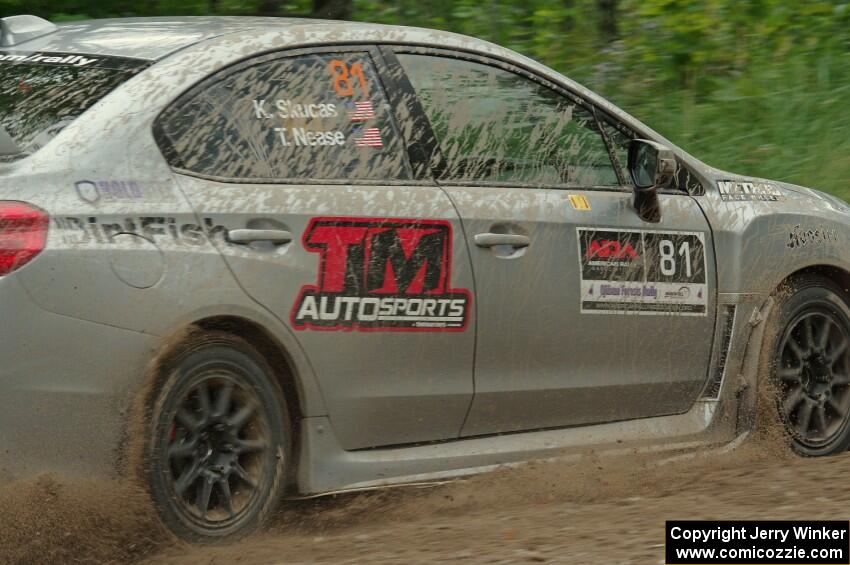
[1,13,849,540]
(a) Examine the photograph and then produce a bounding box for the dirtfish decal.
[54,216,227,246]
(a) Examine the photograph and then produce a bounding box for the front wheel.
[146,333,289,541]
[765,276,850,456]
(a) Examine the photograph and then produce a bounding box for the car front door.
[154,47,476,449]
[391,50,717,436]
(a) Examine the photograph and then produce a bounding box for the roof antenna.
[0,15,58,47]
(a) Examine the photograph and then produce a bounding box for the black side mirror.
[627,139,676,223]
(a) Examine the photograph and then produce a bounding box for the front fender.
[697,180,850,295]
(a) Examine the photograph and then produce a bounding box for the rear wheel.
[765,276,850,456]
[146,333,289,541]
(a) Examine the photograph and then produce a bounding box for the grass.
[600,51,850,201]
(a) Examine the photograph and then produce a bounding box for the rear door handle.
[228,229,293,245]
[474,233,530,248]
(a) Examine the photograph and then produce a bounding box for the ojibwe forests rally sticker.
[578,227,708,316]
[291,217,472,332]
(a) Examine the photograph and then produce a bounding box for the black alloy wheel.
[769,276,850,456]
[147,334,289,541]
[167,375,268,524]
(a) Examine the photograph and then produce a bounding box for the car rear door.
[388,48,717,436]
[155,46,476,449]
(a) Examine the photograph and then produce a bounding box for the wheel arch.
[757,263,850,456]
[123,314,314,484]
[773,264,850,299]
[193,315,305,424]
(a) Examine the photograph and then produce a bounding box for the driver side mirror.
[627,139,676,223]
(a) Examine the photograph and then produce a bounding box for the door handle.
[228,229,293,245]
[474,233,530,248]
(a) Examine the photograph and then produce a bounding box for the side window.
[157,52,411,181]
[396,54,618,187]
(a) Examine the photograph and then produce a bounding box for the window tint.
[0,55,147,158]
[158,52,411,181]
[396,54,618,187]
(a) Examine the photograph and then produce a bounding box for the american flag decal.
[353,127,383,147]
[347,100,375,122]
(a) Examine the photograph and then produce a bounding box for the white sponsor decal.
[577,227,708,316]
[0,52,98,67]
[717,180,783,202]
[252,99,338,119]
[273,127,345,147]
[295,295,467,328]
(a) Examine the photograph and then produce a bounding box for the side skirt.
[294,293,772,496]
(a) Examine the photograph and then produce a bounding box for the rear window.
[0,51,148,157]
[155,52,411,182]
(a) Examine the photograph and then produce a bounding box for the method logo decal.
[717,180,784,202]
[291,217,472,331]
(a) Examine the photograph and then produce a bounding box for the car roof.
[1,16,503,62]
[1,16,328,60]
[0,15,690,167]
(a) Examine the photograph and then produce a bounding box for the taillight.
[0,201,48,276]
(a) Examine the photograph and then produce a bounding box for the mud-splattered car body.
[1,15,848,502]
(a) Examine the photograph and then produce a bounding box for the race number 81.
[645,233,706,284]
[328,59,370,97]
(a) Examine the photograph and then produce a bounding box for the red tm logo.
[291,217,471,332]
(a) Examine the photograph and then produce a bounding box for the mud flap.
[734,296,775,434]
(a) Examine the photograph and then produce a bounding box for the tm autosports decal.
[291,217,472,332]
[578,228,708,316]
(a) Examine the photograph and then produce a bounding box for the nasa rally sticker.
[578,227,708,316]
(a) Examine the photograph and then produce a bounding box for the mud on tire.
[761,275,850,456]
[145,332,290,542]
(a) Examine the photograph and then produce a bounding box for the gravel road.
[5,433,848,564]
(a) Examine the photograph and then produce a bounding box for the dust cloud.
[0,476,165,564]
[0,428,813,564]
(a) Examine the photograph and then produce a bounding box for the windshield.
[0,52,149,157]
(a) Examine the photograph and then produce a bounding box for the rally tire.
[146,333,289,542]
[762,275,850,456]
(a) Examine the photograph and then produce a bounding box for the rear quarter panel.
[2,53,328,418]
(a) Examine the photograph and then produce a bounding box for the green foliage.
[1,0,848,197]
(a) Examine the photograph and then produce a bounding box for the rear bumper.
[0,273,158,482]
